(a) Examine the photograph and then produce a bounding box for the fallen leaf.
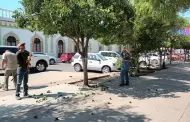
[91,113,94,115]
[129,101,132,104]
[107,102,111,104]
[47,90,51,93]
[54,117,59,121]
[92,99,95,102]
[110,97,112,100]
[69,76,72,77]
[34,115,38,119]
[40,93,43,96]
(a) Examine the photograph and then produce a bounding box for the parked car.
[139,53,168,68]
[32,52,56,65]
[98,51,121,63]
[71,53,116,73]
[0,46,49,72]
[60,52,76,63]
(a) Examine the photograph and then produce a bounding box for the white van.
[0,46,49,72]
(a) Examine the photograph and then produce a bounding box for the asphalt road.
[47,62,75,72]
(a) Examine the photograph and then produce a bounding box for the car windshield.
[96,54,107,61]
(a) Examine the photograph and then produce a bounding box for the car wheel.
[74,64,82,72]
[151,59,158,66]
[49,59,55,65]
[139,61,147,68]
[36,61,47,72]
[102,66,111,73]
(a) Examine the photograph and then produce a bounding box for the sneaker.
[16,96,22,100]
[119,83,125,87]
[125,82,129,86]
[23,94,32,98]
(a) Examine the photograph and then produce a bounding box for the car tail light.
[72,58,74,62]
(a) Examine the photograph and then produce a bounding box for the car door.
[88,54,101,71]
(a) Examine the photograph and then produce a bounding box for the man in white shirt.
[2,50,17,91]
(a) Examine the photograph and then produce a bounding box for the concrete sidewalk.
[0,71,111,91]
[1,64,190,122]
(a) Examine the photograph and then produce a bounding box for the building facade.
[0,8,122,58]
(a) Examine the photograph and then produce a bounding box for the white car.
[32,52,56,65]
[98,51,120,63]
[139,53,168,68]
[71,53,116,73]
[0,46,49,72]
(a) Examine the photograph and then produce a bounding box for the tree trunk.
[82,57,88,86]
[184,49,186,62]
[159,49,162,69]
[188,50,190,61]
[162,47,166,69]
[170,42,173,65]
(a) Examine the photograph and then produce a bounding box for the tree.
[13,0,116,86]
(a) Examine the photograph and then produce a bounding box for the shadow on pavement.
[0,96,150,122]
[95,64,190,100]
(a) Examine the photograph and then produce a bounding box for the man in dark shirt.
[15,42,30,100]
[120,49,131,86]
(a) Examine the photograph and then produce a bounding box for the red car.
[60,52,76,63]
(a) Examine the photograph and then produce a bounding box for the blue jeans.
[16,68,29,96]
[120,61,129,84]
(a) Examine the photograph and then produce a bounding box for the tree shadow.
[95,64,190,99]
[0,96,151,122]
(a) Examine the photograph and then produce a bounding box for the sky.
[0,0,190,18]
[0,0,22,11]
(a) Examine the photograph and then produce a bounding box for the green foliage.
[116,58,122,69]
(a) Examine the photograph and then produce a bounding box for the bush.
[116,58,122,70]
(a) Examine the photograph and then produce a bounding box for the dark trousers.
[16,68,29,96]
[120,61,129,84]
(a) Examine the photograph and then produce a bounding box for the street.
[47,63,75,72]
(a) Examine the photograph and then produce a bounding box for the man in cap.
[2,50,17,91]
[15,42,30,100]
[120,49,131,86]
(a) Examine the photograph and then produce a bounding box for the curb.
[68,74,111,84]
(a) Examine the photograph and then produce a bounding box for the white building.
[0,8,122,58]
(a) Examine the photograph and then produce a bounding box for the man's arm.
[16,51,21,65]
[2,53,6,70]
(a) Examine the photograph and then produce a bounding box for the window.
[58,40,64,53]
[100,52,108,57]
[100,52,117,57]
[33,38,41,52]
[73,54,80,59]
[110,53,117,57]
[0,47,18,55]
[7,36,16,46]
[88,54,98,60]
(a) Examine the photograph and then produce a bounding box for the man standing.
[120,49,131,86]
[16,42,30,100]
[2,50,17,91]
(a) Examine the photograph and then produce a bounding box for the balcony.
[0,8,15,22]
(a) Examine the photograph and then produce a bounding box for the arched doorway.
[33,38,42,52]
[7,36,16,46]
[58,40,65,58]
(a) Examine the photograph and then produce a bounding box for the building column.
[50,35,54,53]
[45,35,48,53]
